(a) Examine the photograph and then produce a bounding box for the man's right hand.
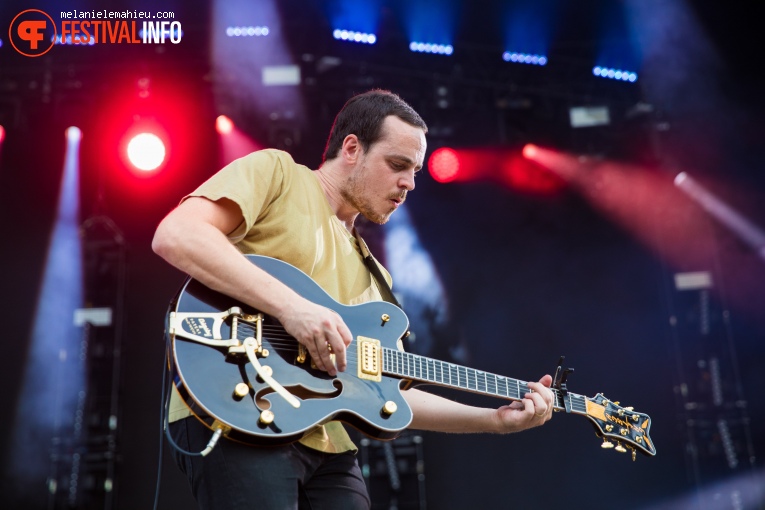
[277,297,353,376]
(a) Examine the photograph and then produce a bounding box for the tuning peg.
[601,439,615,449]
[625,406,634,411]
[615,443,627,453]
[613,401,620,406]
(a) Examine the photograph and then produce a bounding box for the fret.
[465,368,475,390]
[487,374,497,396]
[476,371,486,393]
[497,376,508,398]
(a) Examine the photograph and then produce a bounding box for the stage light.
[0,125,5,142]
[503,151,565,195]
[126,133,166,172]
[333,29,376,44]
[225,26,269,37]
[216,115,234,135]
[10,124,84,490]
[66,126,82,142]
[522,144,538,159]
[502,52,547,66]
[428,148,460,183]
[409,41,453,55]
[593,66,637,82]
[675,171,765,262]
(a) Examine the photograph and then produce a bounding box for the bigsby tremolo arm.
[171,307,300,410]
[228,313,300,410]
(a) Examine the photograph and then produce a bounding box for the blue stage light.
[226,26,269,37]
[333,29,376,44]
[593,66,638,82]
[410,41,453,55]
[502,51,547,66]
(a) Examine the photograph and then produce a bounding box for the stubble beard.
[341,166,393,225]
[340,175,392,225]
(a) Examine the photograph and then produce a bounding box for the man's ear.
[341,134,362,164]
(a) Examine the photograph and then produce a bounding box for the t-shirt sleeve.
[181,150,285,241]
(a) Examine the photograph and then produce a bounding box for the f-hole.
[255,379,343,409]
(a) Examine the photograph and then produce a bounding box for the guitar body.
[171,255,413,446]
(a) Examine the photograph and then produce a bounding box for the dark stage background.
[1,0,764,509]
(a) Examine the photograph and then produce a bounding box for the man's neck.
[314,163,358,232]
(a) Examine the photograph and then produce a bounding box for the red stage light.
[428,147,460,183]
[216,115,234,135]
[0,125,5,142]
[502,153,565,195]
[126,132,166,172]
[522,143,538,159]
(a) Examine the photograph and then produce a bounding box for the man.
[152,89,553,509]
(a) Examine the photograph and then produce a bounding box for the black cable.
[153,292,227,509]
[152,305,174,510]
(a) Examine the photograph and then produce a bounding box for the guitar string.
[197,325,585,412]
[210,322,641,415]
[221,324,596,412]
[234,324,582,395]
[184,324,644,442]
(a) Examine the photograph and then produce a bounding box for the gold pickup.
[357,336,382,382]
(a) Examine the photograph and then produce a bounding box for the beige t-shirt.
[169,149,392,453]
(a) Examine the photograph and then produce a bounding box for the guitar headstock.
[584,393,656,460]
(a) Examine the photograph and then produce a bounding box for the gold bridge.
[357,336,382,382]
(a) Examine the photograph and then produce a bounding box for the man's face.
[342,116,426,224]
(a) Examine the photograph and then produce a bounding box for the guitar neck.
[382,348,588,415]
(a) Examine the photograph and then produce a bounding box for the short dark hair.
[322,89,427,162]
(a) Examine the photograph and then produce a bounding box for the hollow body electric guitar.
[168,255,656,460]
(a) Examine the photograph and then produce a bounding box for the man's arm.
[152,196,352,375]
[403,375,554,433]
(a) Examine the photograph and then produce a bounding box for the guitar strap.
[354,229,403,310]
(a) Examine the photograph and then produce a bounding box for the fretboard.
[382,348,588,415]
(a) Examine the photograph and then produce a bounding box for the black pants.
[169,417,371,510]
